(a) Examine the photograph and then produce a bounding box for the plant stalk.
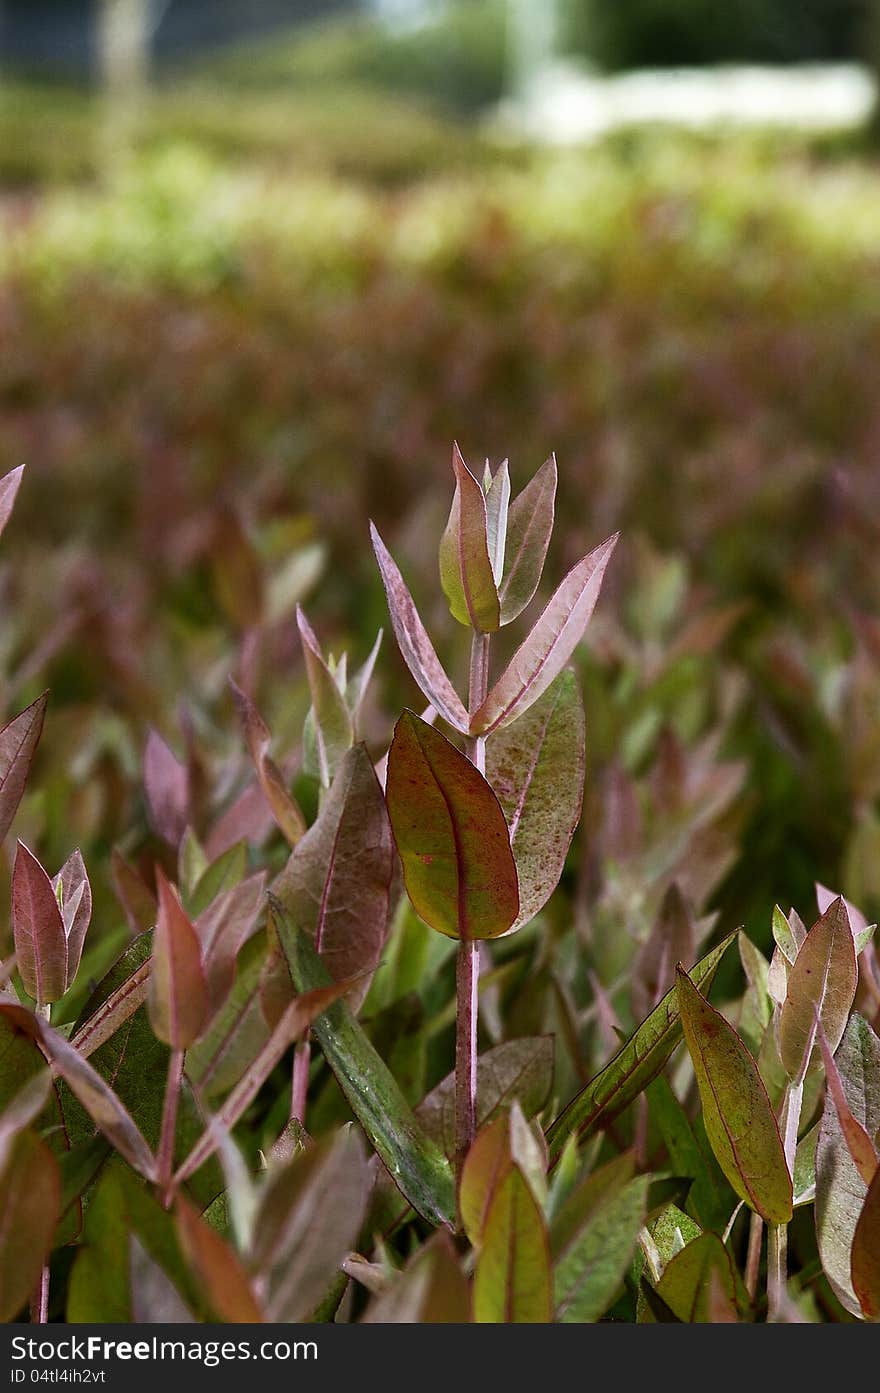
[29,1266,49,1323]
[291,1039,311,1125]
[745,1211,764,1302]
[455,631,491,1183]
[157,1047,184,1208]
[767,1222,787,1319]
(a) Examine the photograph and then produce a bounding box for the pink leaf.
[196,871,266,1010]
[144,729,190,849]
[437,443,500,632]
[12,842,68,1005]
[0,691,48,843]
[0,465,25,542]
[370,522,469,733]
[52,849,92,987]
[471,532,619,735]
[499,455,557,624]
[148,871,209,1050]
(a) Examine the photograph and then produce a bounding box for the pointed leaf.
[460,1101,546,1247]
[0,464,25,541]
[148,871,209,1050]
[677,967,792,1224]
[817,1028,878,1187]
[473,1166,552,1322]
[186,937,269,1101]
[486,669,584,933]
[632,883,697,1023]
[370,523,469,733]
[554,1174,649,1322]
[0,1129,60,1323]
[53,849,92,987]
[280,916,456,1228]
[646,1074,729,1232]
[851,1168,880,1320]
[499,456,557,624]
[251,1128,368,1322]
[111,850,157,936]
[347,629,383,730]
[779,897,858,1083]
[12,841,68,1004]
[229,681,306,846]
[296,607,354,785]
[438,444,500,632]
[546,932,736,1163]
[144,729,190,849]
[386,711,519,941]
[816,1013,880,1316]
[195,871,265,1010]
[0,692,48,843]
[362,1232,469,1323]
[418,1036,554,1157]
[472,532,619,735]
[485,459,511,585]
[648,1232,747,1324]
[274,743,394,1011]
[176,1199,262,1323]
[772,904,804,966]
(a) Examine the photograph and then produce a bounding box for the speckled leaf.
[486,669,584,933]
[418,1037,554,1157]
[546,933,736,1164]
[473,1166,552,1323]
[499,456,556,625]
[472,532,619,735]
[438,443,500,632]
[371,523,469,733]
[274,743,394,1011]
[779,897,858,1083]
[816,1013,880,1316]
[677,967,792,1224]
[386,711,519,940]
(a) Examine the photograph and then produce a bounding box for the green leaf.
[471,532,618,735]
[676,967,792,1224]
[280,916,456,1229]
[852,1167,880,1320]
[274,743,394,1012]
[0,1129,60,1322]
[645,1074,730,1232]
[779,897,858,1084]
[484,460,511,586]
[386,711,519,940]
[460,1102,546,1247]
[546,932,736,1164]
[473,1166,552,1322]
[187,935,269,1101]
[816,1013,880,1316]
[499,456,556,625]
[644,1232,747,1323]
[417,1036,554,1157]
[486,669,584,932]
[297,606,354,786]
[438,443,500,632]
[554,1171,649,1322]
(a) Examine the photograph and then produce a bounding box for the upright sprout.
[374,443,619,1189]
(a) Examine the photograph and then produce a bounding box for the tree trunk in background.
[98,0,151,94]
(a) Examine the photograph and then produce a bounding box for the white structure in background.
[499,60,877,143]
[507,0,559,100]
[366,0,441,32]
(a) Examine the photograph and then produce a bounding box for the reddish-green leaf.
[362,1233,470,1323]
[386,711,519,940]
[851,1168,880,1320]
[499,456,557,625]
[230,681,306,846]
[0,1129,60,1322]
[486,669,584,933]
[195,871,265,1011]
[471,532,619,735]
[0,691,48,843]
[176,1199,262,1323]
[70,958,151,1060]
[274,743,393,1011]
[677,967,792,1224]
[148,872,209,1050]
[418,1037,554,1157]
[438,443,500,632]
[111,850,157,936]
[144,729,190,849]
[546,933,736,1163]
[12,841,68,1005]
[646,1232,747,1323]
[817,1028,878,1187]
[779,897,858,1084]
[296,606,354,786]
[370,523,469,733]
[460,1102,546,1247]
[0,464,25,542]
[485,459,511,585]
[816,1013,880,1316]
[554,1172,649,1322]
[473,1166,552,1323]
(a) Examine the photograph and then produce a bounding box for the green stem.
[767,1223,787,1319]
[745,1211,764,1303]
[157,1047,184,1208]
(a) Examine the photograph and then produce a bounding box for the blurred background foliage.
[2,2,880,1055]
